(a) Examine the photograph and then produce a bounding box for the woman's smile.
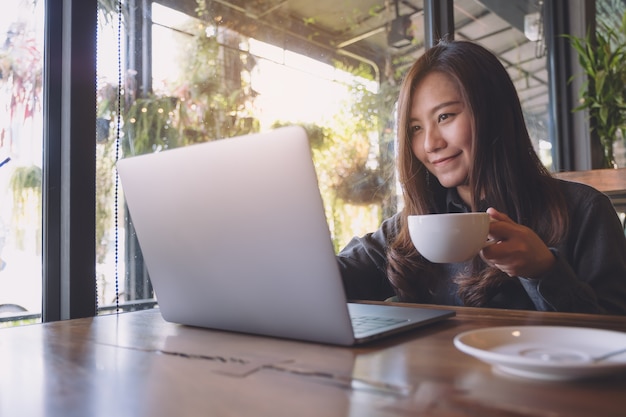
[429,150,463,167]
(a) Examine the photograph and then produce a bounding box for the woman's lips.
[430,151,461,166]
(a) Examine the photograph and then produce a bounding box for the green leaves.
[565,14,626,168]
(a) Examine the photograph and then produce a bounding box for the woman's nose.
[423,128,445,153]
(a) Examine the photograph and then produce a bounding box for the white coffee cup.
[408,212,493,263]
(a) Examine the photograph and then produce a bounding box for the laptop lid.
[116,126,453,346]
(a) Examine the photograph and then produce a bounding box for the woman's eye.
[438,113,451,122]
[410,125,421,133]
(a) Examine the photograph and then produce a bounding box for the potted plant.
[566,12,626,168]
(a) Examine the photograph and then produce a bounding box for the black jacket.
[337,180,626,314]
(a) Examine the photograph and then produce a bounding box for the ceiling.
[160,0,547,119]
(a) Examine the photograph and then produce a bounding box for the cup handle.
[483,239,497,248]
[483,217,498,248]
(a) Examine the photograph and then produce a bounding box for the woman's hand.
[480,207,555,278]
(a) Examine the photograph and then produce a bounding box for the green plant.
[565,12,626,168]
[122,95,180,156]
[9,165,42,251]
[269,59,400,252]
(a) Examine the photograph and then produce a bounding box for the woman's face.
[409,71,474,203]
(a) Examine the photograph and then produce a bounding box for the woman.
[337,40,626,314]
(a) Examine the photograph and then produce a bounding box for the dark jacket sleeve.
[519,181,626,314]
[336,214,399,301]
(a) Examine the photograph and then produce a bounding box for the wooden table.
[1,305,625,417]
[555,168,626,212]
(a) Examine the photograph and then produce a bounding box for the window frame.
[43,0,97,321]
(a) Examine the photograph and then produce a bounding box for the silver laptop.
[116,126,454,346]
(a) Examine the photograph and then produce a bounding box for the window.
[453,0,552,169]
[0,0,44,325]
[95,1,408,313]
[98,0,598,315]
[1,0,588,323]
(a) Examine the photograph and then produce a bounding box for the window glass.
[0,0,44,326]
[597,0,626,28]
[596,0,626,169]
[453,0,552,169]
[96,3,127,312]
[96,0,424,311]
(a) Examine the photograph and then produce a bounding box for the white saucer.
[453,326,626,381]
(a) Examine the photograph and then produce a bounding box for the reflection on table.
[0,304,624,417]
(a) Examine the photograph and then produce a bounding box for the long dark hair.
[387,40,568,306]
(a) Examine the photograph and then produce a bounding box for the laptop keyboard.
[351,315,409,334]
